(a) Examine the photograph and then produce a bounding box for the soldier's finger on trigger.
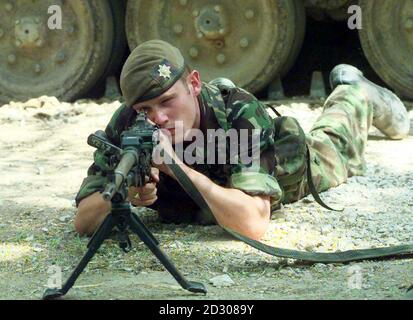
[130,198,141,206]
[138,192,157,201]
[128,189,139,200]
[139,191,157,201]
[135,197,157,207]
[138,183,157,195]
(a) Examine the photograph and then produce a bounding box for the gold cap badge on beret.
[158,64,172,80]
[120,40,186,107]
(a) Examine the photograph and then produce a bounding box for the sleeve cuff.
[75,175,108,207]
[229,172,283,202]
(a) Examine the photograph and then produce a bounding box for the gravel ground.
[0,96,412,300]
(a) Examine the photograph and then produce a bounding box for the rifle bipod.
[42,195,207,299]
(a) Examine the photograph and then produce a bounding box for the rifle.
[43,112,206,300]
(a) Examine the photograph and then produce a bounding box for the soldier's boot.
[329,64,410,140]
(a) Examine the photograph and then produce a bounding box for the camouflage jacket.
[75,83,308,222]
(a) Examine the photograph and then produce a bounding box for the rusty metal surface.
[0,0,114,103]
[359,0,413,100]
[125,0,305,93]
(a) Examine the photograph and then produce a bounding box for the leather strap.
[306,146,344,212]
[267,104,282,117]
[224,228,413,263]
[166,159,413,263]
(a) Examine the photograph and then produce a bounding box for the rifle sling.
[306,146,344,212]
[166,160,413,263]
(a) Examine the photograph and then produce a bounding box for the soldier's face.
[132,71,202,144]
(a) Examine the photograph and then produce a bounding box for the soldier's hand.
[152,129,180,178]
[128,168,160,207]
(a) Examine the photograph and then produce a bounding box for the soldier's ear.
[188,70,202,96]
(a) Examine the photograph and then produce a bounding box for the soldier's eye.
[161,97,174,105]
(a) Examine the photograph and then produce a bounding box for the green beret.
[120,40,186,107]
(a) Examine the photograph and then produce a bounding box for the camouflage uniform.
[280,83,372,204]
[76,82,372,224]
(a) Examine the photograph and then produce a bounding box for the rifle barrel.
[102,150,138,201]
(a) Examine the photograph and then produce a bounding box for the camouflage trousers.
[281,84,374,204]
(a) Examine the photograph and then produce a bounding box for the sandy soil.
[0,96,412,300]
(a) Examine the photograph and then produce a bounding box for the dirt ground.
[0,96,412,300]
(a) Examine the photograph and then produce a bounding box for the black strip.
[305,146,344,212]
[167,155,413,263]
[267,104,282,117]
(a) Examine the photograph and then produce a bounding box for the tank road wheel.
[98,0,127,81]
[125,0,305,93]
[0,0,114,103]
[359,0,413,100]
